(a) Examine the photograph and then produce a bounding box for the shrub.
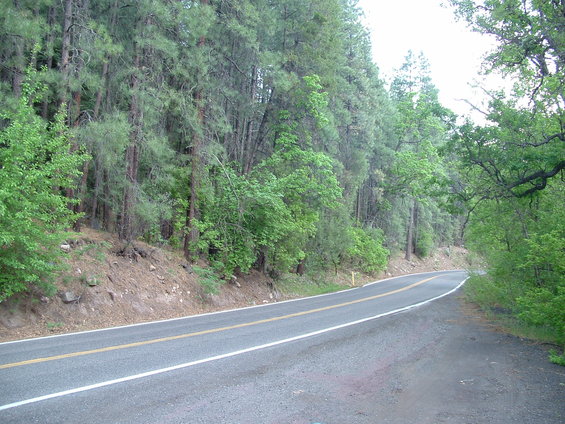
[0,73,88,300]
[346,227,389,273]
[193,265,224,295]
[415,228,434,258]
[517,286,565,345]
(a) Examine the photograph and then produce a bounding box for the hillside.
[0,228,470,342]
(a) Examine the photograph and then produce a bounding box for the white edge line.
[0,269,466,346]
[0,276,468,412]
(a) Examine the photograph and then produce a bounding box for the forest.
[0,1,563,357]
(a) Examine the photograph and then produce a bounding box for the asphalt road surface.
[1,270,563,423]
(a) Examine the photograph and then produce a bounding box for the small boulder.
[86,276,98,287]
[149,264,156,272]
[60,244,71,253]
[60,291,80,304]
[229,275,241,288]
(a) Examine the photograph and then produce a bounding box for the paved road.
[0,270,518,423]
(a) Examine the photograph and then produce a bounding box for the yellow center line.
[0,275,440,370]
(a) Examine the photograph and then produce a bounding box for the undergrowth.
[465,273,564,366]
[276,273,349,297]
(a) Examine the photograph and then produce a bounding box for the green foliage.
[192,265,224,295]
[346,227,388,274]
[73,243,107,263]
[197,129,342,276]
[463,179,565,346]
[277,274,345,297]
[304,206,353,273]
[464,274,508,309]
[548,351,565,367]
[445,0,565,358]
[390,140,447,200]
[517,286,565,345]
[193,75,343,276]
[46,322,64,330]
[415,228,434,258]
[0,74,88,300]
[0,1,469,303]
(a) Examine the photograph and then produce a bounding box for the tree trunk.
[90,158,101,228]
[184,0,209,259]
[405,199,417,261]
[119,52,142,241]
[102,168,111,231]
[245,89,274,174]
[59,0,72,108]
[12,34,24,96]
[296,259,305,276]
[42,6,56,118]
[242,64,258,172]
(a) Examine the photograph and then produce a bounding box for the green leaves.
[345,227,388,274]
[0,77,88,300]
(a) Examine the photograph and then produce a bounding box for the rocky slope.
[0,228,470,342]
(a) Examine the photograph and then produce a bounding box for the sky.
[357,0,497,120]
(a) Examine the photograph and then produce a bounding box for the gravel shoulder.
[368,295,565,424]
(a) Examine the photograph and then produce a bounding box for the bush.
[346,227,389,273]
[192,265,224,295]
[517,286,565,345]
[415,228,434,258]
[0,75,88,300]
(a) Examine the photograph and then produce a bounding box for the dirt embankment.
[0,228,470,342]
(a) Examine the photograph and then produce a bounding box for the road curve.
[0,270,467,422]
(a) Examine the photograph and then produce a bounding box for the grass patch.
[465,272,564,365]
[193,265,224,295]
[72,242,109,262]
[549,350,565,366]
[46,321,64,330]
[277,273,348,297]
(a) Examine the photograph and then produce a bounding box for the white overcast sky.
[357,0,498,119]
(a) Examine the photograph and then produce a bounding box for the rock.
[107,290,116,301]
[60,244,71,253]
[76,268,82,275]
[60,291,81,304]
[86,275,98,287]
[156,274,165,281]
[40,296,50,304]
[134,247,148,258]
[230,275,241,288]
[0,309,27,329]
[149,264,156,272]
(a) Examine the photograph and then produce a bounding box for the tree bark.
[119,52,142,241]
[42,6,56,118]
[102,168,111,231]
[60,0,72,108]
[90,158,101,228]
[405,199,416,261]
[184,0,209,259]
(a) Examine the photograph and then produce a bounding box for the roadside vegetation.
[0,1,563,361]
